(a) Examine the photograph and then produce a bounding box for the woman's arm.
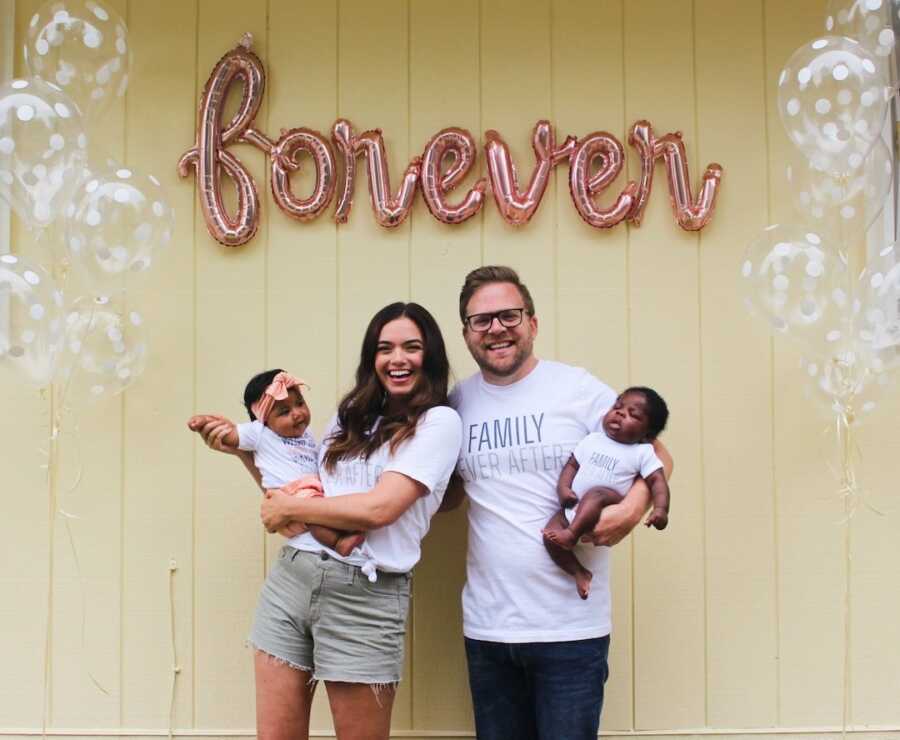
[587,438,674,546]
[262,471,425,533]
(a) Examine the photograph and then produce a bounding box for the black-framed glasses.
[464,307,528,332]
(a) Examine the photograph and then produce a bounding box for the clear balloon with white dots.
[0,77,87,230]
[65,160,174,289]
[0,253,65,387]
[24,0,132,124]
[777,36,892,176]
[56,294,148,403]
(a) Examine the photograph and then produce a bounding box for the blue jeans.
[464,636,610,740]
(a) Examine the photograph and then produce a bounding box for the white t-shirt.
[285,405,462,573]
[237,420,318,489]
[571,433,663,499]
[450,360,617,642]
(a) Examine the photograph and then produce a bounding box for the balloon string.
[41,385,59,739]
[835,404,855,740]
[60,511,110,696]
[168,559,180,739]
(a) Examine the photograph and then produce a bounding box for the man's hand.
[261,488,296,533]
[583,498,643,547]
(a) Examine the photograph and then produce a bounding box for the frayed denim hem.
[247,641,314,678]
[311,675,401,706]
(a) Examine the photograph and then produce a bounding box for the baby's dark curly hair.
[622,386,669,440]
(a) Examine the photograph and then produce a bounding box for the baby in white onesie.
[542,386,671,599]
[187,368,366,557]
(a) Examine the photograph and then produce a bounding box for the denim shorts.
[248,546,411,684]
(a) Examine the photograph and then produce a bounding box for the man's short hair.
[458,265,536,323]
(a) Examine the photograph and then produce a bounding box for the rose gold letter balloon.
[626,120,655,226]
[178,35,264,246]
[421,128,486,225]
[626,120,723,231]
[568,132,638,229]
[271,128,336,222]
[653,132,722,231]
[332,118,357,224]
[353,129,421,228]
[484,120,576,227]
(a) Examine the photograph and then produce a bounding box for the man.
[445,265,671,740]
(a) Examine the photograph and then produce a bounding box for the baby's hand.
[187,414,222,432]
[644,507,668,530]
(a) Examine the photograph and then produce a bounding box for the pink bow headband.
[251,371,307,423]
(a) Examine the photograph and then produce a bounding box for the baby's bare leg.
[542,511,593,599]
[307,524,365,557]
[543,487,624,550]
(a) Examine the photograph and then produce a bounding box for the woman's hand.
[262,488,300,533]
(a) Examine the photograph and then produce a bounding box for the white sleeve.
[237,420,264,452]
[580,371,617,434]
[383,406,463,494]
[638,444,664,479]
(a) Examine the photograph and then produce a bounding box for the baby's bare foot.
[542,527,579,551]
[575,567,593,600]
[334,532,365,557]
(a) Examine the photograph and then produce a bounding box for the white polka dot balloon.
[825,0,897,81]
[56,295,148,402]
[784,135,893,237]
[24,0,131,123]
[0,253,65,387]
[799,348,894,423]
[0,77,87,229]
[856,242,900,372]
[777,36,891,175]
[66,161,174,286]
[740,224,844,347]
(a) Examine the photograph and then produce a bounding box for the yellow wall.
[2,1,900,738]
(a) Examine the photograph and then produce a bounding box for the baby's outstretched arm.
[556,454,580,508]
[187,414,239,448]
[188,414,263,490]
[643,469,670,530]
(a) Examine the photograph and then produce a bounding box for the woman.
[200,302,461,740]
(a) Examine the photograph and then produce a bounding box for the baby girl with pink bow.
[188,368,366,557]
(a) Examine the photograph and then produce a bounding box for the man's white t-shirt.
[286,405,462,574]
[237,421,318,489]
[450,360,617,642]
[571,433,663,498]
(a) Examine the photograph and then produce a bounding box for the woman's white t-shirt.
[285,405,462,573]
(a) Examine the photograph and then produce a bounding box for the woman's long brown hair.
[322,302,450,472]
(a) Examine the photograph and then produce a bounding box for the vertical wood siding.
[1,0,899,736]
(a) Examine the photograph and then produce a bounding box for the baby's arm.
[556,454,580,508]
[187,414,239,448]
[189,414,263,491]
[643,469,670,530]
